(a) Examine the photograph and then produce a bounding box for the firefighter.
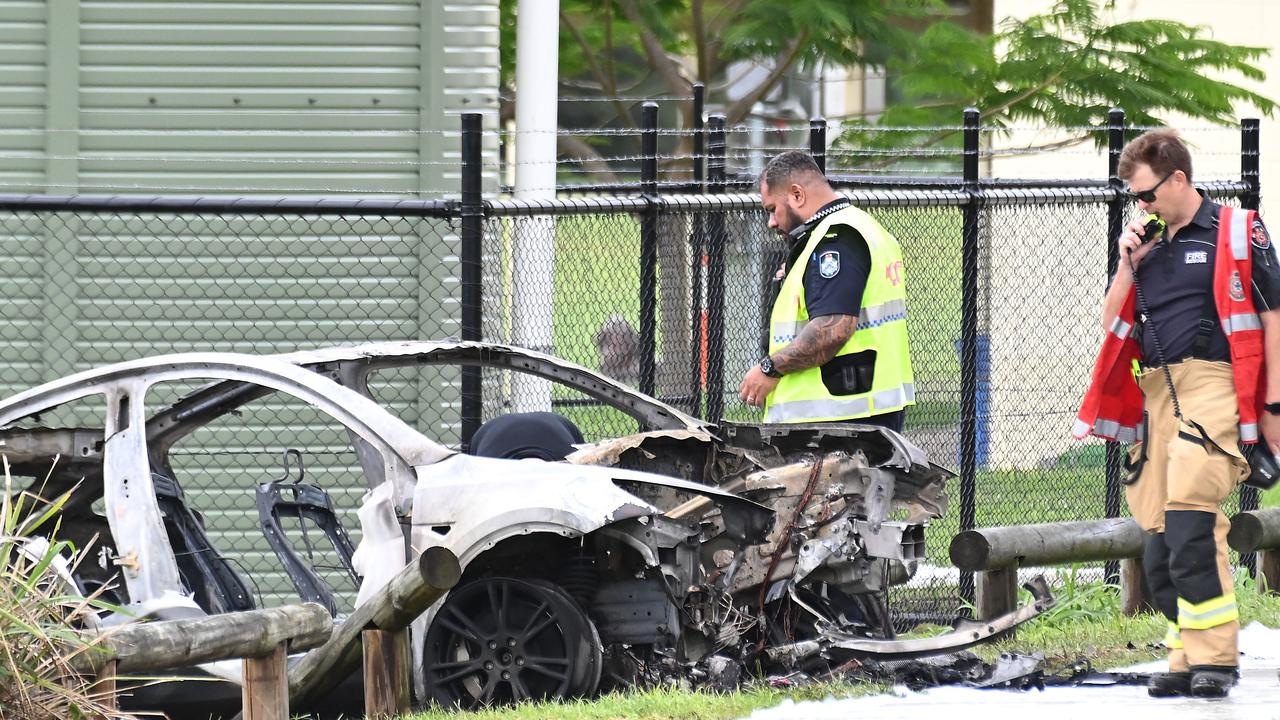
[739,151,914,431]
[1075,128,1280,698]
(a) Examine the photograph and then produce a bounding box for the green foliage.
[504,0,1275,166]
[1021,566,1123,630]
[504,0,943,125]
[0,471,127,719]
[841,0,1275,159]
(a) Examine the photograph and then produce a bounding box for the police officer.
[1076,128,1280,698]
[739,150,914,431]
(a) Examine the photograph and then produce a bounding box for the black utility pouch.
[1122,411,1148,485]
[1243,442,1280,490]
[821,350,876,396]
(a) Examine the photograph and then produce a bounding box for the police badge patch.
[818,251,840,279]
[1253,220,1271,249]
[1230,270,1246,301]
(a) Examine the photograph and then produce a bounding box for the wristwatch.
[759,355,783,378]
[1265,402,1280,416]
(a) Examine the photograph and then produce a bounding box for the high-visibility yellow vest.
[764,204,914,423]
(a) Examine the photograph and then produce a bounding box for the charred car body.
[0,341,1052,713]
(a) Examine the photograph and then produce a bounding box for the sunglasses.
[1124,171,1174,203]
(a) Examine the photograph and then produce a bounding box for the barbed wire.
[0,123,1246,138]
[0,180,459,195]
[497,94,695,103]
[0,146,1246,167]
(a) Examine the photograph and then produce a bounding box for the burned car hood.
[411,453,774,549]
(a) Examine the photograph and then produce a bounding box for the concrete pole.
[512,0,559,412]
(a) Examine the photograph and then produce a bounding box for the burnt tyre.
[423,576,602,708]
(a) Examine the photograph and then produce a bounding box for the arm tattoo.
[773,314,857,374]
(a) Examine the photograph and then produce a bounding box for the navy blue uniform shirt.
[1134,191,1280,363]
[783,200,872,320]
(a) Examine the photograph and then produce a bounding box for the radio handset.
[1140,213,1166,245]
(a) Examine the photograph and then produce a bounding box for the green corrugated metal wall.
[0,0,500,610]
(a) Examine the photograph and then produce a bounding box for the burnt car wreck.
[0,341,1053,714]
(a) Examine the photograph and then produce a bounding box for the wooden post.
[1120,557,1155,615]
[91,659,118,711]
[975,566,1018,622]
[289,546,460,709]
[1228,509,1280,595]
[243,644,288,720]
[363,629,409,719]
[1260,549,1280,594]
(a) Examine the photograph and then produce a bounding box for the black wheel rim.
[424,577,587,708]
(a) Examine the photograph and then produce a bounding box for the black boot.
[1189,667,1238,698]
[1147,671,1191,698]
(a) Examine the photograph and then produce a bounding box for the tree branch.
[616,0,691,97]
[562,11,637,128]
[725,31,810,124]
[692,0,709,84]
[557,135,619,184]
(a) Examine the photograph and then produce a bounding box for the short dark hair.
[761,150,827,192]
[1118,128,1193,183]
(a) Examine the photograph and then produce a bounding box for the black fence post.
[639,102,659,398]
[459,113,484,450]
[1243,118,1261,211]
[689,85,706,416]
[1103,108,1126,587]
[706,114,728,424]
[810,118,827,175]
[958,107,981,606]
[1241,117,1262,574]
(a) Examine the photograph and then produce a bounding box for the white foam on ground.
[742,623,1280,720]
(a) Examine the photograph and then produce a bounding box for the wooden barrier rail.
[79,545,461,720]
[1228,507,1280,593]
[287,545,461,718]
[74,602,332,720]
[949,517,1150,620]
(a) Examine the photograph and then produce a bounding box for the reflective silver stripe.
[1230,207,1250,260]
[1222,313,1262,335]
[1241,423,1259,442]
[1092,418,1120,438]
[1090,417,1139,443]
[774,301,907,340]
[765,382,915,423]
[857,298,908,330]
[873,383,915,410]
[1108,316,1134,339]
[773,320,807,337]
[766,396,871,423]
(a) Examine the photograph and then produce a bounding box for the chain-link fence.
[0,114,1263,624]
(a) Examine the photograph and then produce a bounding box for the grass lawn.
[406,682,885,720]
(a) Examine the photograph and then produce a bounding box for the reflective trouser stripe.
[1164,621,1183,650]
[1229,207,1249,260]
[1177,593,1238,630]
[1222,313,1262,335]
[766,383,915,423]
